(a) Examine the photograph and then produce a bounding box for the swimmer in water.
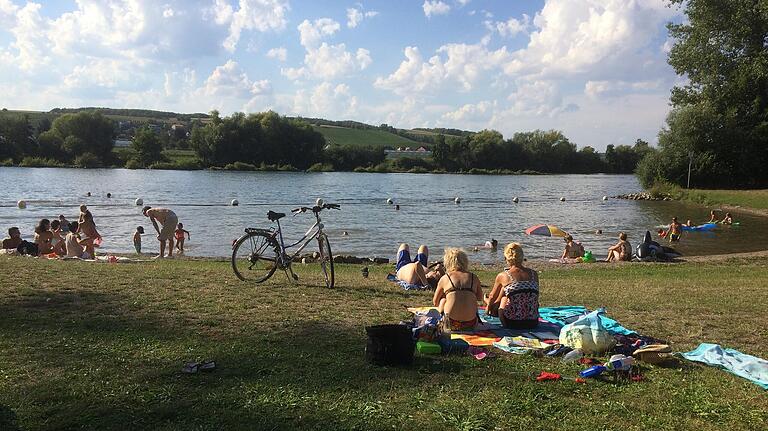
[721,212,733,225]
[708,210,718,223]
[473,238,498,251]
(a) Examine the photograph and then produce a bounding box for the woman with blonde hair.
[485,243,540,329]
[432,248,482,332]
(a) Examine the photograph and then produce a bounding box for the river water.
[1,167,766,263]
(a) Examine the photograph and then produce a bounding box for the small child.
[50,220,66,256]
[133,226,144,254]
[175,223,190,253]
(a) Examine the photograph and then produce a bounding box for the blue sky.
[0,0,683,150]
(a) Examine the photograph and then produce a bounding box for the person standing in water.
[666,217,683,242]
[142,206,178,258]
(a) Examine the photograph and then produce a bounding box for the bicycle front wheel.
[317,233,335,288]
[232,232,280,282]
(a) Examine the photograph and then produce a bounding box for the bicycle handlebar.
[291,203,341,214]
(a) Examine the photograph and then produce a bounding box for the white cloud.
[0,0,18,26]
[442,100,495,122]
[375,42,509,95]
[284,17,371,81]
[291,82,358,118]
[486,14,530,38]
[298,18,340,48]
[584,79,662,99]
[266,46,287,61]
[505,0,676,80]
[347,5,378,28]
[219,0,289,52]
[201,59,271,97]
[423,1,450,18]
[456,0,471,6]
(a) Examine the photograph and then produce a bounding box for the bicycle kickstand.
[284,264,299,283]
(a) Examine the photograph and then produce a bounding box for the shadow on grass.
[0,289,466,430]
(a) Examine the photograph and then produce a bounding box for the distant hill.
[49,107,209,122]
[312,125,418,148]
[0,107,474,149]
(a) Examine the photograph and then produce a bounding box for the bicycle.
[231,203,340,288]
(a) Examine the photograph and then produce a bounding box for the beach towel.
[538,306,637,336]
[387,273,427,291]
[681,343,768,389]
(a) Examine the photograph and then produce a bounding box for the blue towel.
[682,343,768,389]
[386,273,427,291]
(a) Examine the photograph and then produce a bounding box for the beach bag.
[365,324,415,366]
[582,251,595,263]
[559,309,615,354]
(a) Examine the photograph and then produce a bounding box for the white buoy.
[560,197,566,202]
[386,198,393,205]
[135,198,143,206]
[17,200,26,209]
[513,197,519,203]
[602,196,608,201]
[316,198,324,206]
[454,197,461,204]
[231,199,239,206]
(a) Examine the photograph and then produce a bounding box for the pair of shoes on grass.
[182,360,216,374]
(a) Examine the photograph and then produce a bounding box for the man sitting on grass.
[2,227,22,250]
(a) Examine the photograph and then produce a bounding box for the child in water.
[175,223,191,253]
[721,212,734,225]
[133,226,144,254]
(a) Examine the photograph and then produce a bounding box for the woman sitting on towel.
[433,248,482,332]
[485,243,540,329]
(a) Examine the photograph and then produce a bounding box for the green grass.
[313,125,418,148]
[0,256,766,430]
[650,183,768,212]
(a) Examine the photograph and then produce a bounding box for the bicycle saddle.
[267,210,286,221]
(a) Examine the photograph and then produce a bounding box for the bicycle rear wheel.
[317,233,334,288]
[232,231,280,282]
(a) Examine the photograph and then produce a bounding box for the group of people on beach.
[396,242,540,332]
[1,203,191,259]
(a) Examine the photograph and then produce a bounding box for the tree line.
[2,109,650,174]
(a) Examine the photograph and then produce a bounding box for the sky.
[0,0,685,150]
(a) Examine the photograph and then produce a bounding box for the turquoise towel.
[538,306,637,336]
[682,343,768,389]
[480,306,637,336]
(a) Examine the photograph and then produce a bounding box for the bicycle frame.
[272,213,324,266]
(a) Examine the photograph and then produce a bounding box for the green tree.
[131,127,165,167]
[644,0,768,187]
[48,111,115,162]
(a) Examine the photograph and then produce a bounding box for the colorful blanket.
[409,305,637,350]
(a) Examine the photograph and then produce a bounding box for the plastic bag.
[559,308,615,354]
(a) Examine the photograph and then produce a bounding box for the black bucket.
[365,324,415,366]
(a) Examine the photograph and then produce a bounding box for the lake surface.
[1,167,767,263]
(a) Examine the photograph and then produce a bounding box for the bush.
[0,158,14,167]
[277,164,298,172]
[307,163,334,172]
[19,157,64,167]
[224,162,257,171]
[407,166,428,173]
[74,153,101,168]
[124,159,142,169]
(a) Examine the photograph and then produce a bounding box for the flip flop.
[199,361,216,372]
[182,362,199,374]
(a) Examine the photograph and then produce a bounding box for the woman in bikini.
[432,248,482,332]
[485,242,540,329]
[33,218,54,255]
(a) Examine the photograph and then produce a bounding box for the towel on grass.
[387,273,427,291]
[682,343,768,389]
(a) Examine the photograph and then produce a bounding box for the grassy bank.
[0,257,766,430]
[650,183,768,212]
